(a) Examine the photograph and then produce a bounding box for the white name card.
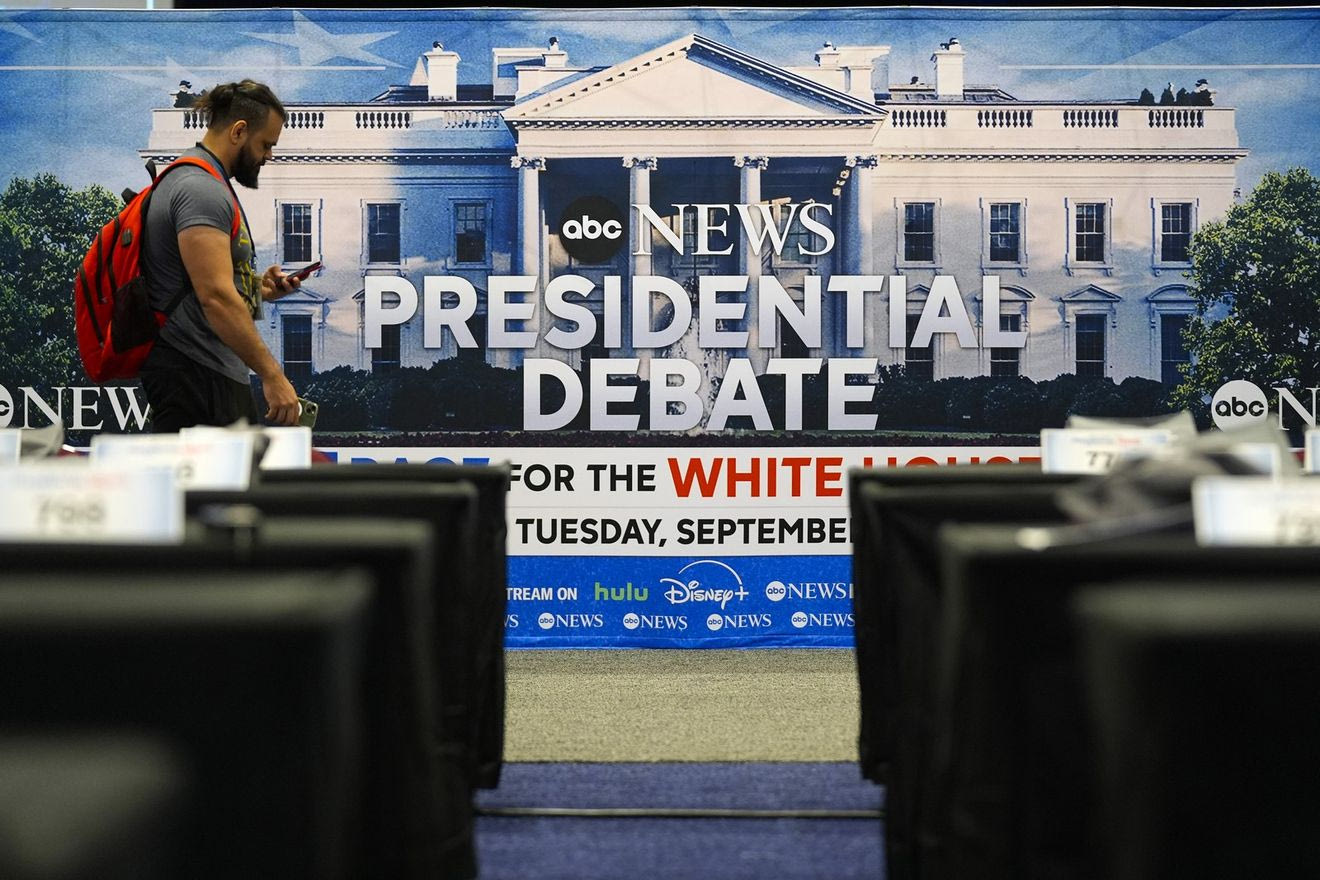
[1193,477,1320,546]
[90,433,254,490]
[258,427,312,470]
[180,426,312,471]
[0,429,19,466]
[1226,442,1285,477]
[1040,428,1176,474]
[0,463,182,543]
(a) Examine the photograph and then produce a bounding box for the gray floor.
[503,649,860,762]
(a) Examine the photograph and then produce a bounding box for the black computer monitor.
[262,462,510,788]
[0,517,472,880]
[1076,581,1320,880]
[929,528,1320,880]
[0,568,371,880]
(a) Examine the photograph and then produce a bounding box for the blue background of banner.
[506,555,855,648]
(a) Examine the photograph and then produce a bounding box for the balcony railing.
[890,108,947,128]
[162,105,505,139]
[1147,108,1205,128]
[882,103,1236,151]
[1063,109,1119,128]
[158,102,1234,155]
[978,109,1033,128]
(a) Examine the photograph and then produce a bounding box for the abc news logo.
[1212,380,1268,430]
[558,196,625,264]
[1211,379,1320,431]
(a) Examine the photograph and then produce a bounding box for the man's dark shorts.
[140,342,259,433]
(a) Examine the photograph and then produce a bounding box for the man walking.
[140,79,302,431]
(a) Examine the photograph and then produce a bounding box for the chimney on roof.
[815,41,840,69]
[423,41,460,102]
[544,36,568,69]
[931,36,964,100]
[821,44,890,102]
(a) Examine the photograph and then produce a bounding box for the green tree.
[0,174,120,389]
[1172,168,1320,413]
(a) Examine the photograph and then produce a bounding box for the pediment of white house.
[277,287,330,306]
[1146,284,1193,303]
[1061,284,1122,304]
[974,285,1035,303]
[504,34,885,157]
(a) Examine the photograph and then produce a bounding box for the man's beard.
[233,148,262,189]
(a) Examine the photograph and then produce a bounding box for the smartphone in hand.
[289,261,322,282]
[297,398,318,428]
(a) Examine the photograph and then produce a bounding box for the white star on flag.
[243,11,399,68]
[110,56,201,91]
[0,21,39,42]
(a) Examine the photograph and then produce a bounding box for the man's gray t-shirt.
[143,146,262,384]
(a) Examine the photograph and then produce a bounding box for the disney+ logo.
[661,559,749,610]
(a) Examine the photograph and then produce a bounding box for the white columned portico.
[843,155,877,276]
[624,156,658,365]
[512,155,548,363]
[512,155,546,276]
[736,156,769,370]
[624,156,657,280]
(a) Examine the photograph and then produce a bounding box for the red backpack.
[74,157,240,382]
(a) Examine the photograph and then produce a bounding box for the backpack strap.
[146,156,245,319]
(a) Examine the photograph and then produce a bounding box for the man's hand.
[261,371,301,426]
[261,264,301,302]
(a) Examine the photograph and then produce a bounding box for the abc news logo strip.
[502,555,856,648]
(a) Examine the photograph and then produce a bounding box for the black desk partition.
[1076,582,1320,880]
[187,484,483,793]
[262,462,510,788]
[928,529,1320,880]
[849,465,1083,880]
[0,732,192,880]
[0,569,371,880]
[849,465,1081,775]
[0,518,475,880]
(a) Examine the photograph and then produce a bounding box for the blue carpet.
[474,763,886,879]
[478,762,884,812]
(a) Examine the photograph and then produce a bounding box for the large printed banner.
[2,8,1319,646]
[325,446,1038,646]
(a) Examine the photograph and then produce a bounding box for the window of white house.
[1160,313,1191,385]
[365,202,402,265]
[279,202,315,265]
[1074,203,1107,263]
[989,202,1022,263]
[903,202,936,263]
[1154,200,1197,269]
[372,322,401,375]
[1075,314,1107,377]
[455,202,488,265]
[990,314,1022,378]
[779,203,821,266]
[904,312,935,381]
[282,314,313,388]
[1063,199,1115,274]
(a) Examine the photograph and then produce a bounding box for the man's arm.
[177,225,300,426]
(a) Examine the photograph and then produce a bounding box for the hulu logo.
[594,582,649,602]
